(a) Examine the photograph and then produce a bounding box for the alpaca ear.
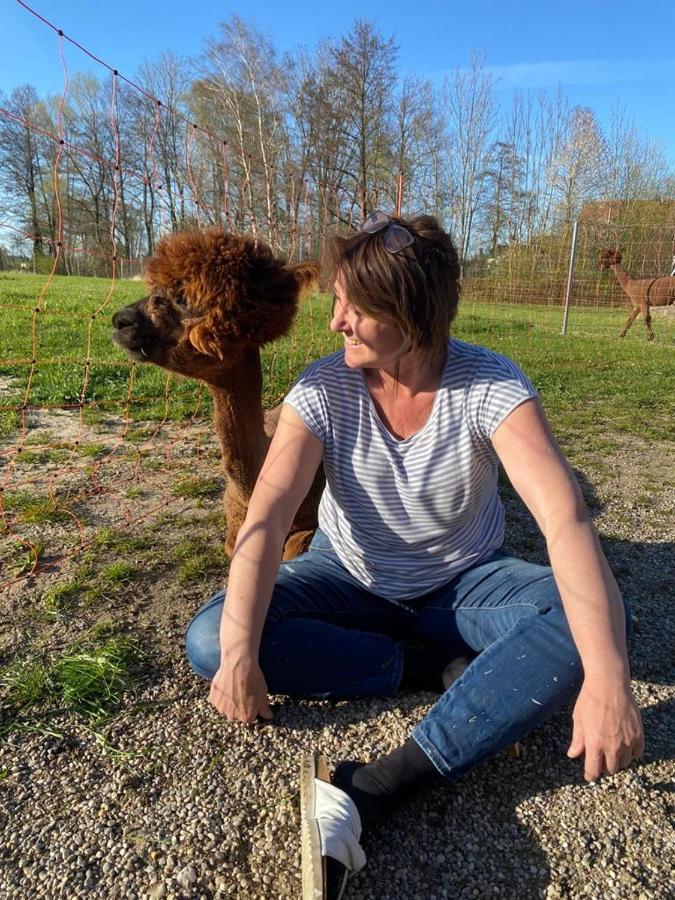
[290,261,321,299]
[184,317,225,361]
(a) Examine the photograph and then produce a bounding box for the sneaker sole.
[300,752,329,900]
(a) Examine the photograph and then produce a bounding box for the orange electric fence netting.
[2,3,675,593]
[0,4,341,593]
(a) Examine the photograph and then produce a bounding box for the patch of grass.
[81,562,135,607]
[41,569,92,619]
[125,487,143,499]
[2,490,73,525]
[39,546,143,618]
[172,477,223,499]
[1,620,143,723]
[91,526,153,555]
[142,458,163,471]
[76,442,108,458]
[51,633,141,719]
[0,409,21,439]
[5,540,43,577]
[123,427,158,444]
[15,448,69,465]
[104,561,135,583]
[171,538,224,583]
[1,658,50,706]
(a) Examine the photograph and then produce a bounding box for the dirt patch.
[0,411,226,663]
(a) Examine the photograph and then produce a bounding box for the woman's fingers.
[208,663,272,724]
[583,748,605,782]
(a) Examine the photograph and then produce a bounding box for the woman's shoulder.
[449,338,527,377]
[287,349,351,399]
[295,349,346,382]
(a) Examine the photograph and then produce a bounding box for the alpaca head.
[599,248,622,269]
[111,228,319,380]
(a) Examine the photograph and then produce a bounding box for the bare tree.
[199,16,291,246]
[0,85,47,255]
[328,20,397,222]
[443,53,496,263]
[550,105,605,224]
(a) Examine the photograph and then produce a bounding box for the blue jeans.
[185,530,630,781]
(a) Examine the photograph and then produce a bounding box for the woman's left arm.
[491,397,644,781]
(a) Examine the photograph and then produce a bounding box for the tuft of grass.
[91,526,152,555]
[1,659,50,706]
[2,490,72,525]
[76,443,108,458]
[15,448,69,465]
[1,621,143,722]
[6,541,43,577]
[171,538,224,583]
[172,477,222,499]
[51,634,140,719]
[81,562,135,607]
[41,570,92,619]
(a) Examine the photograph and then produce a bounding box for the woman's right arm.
[209,403,324,723]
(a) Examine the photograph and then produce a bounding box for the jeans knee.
[184,602,222,680]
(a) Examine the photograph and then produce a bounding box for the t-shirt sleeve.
[471,351,539,442]
[284,364,329,444]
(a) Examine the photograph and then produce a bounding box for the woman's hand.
[567,678,644,781]
[209,652,273,724]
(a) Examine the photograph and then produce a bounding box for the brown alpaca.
[600,248,675,340]
[111,228,323,559]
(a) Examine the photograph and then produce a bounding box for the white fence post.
[562,220,578,336]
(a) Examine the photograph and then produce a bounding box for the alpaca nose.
[112,306,138,329]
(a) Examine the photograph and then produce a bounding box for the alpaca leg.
[620,306,640,337]
[283,528,316,560]
[643,304,654,341]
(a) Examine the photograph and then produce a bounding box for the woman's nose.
[329,309,345,332]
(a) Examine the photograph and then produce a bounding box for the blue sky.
[2,0,675,165]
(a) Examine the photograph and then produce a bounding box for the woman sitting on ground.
[185,212,643,899]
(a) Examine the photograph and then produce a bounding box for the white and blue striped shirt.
[285,338,538,601]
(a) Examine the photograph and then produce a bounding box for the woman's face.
[330,276,409,371]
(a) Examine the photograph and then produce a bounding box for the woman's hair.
[330,214,461,359]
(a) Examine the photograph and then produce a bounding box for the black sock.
[399,644,475,693]
[399,644,451,692]
[333,738,438,827]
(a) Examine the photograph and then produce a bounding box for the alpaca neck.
[207,349,268,496]
[611,263,631,290]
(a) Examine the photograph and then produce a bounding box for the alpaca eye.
[175,296,188,308]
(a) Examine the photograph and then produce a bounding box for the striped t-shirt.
[285,338,538,601]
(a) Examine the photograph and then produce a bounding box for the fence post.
[562,219,578,336]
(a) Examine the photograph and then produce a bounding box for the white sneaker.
[300,753,367,900]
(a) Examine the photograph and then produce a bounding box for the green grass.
[170,537,225,583]
[2,540,43,577]
[0,271,673,441]
[37,529,155,619]
[172,476,223,499]
[1,620,143,723]
[2,490,74,525]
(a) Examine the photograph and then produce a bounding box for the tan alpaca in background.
[600,248,675,340]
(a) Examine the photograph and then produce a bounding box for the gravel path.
[1,426,673,899]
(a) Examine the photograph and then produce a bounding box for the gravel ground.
[0,420,673,900]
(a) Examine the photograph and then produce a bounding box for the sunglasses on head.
[361,211,414,254]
